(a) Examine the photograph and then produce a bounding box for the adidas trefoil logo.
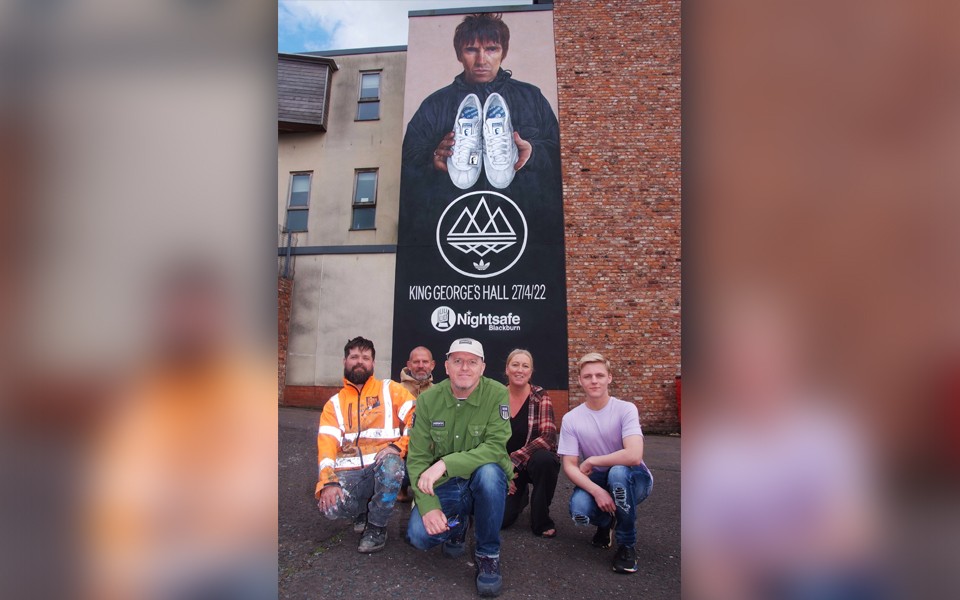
[473,259,490,271]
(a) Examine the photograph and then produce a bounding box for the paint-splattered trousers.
[322,453,405,528]
[569,464,653,547]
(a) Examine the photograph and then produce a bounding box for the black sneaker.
[475,554,503,597]
[441,517,470,558]
[611,544,638,573]
[352,512,367,534]
[358,525,387,554]
[591,517,615,549]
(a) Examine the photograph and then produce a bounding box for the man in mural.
[401,12,561,223]
[558,353,654,574]
[405,338,512,597]
[315,337,417,554]
[396,345,436,502]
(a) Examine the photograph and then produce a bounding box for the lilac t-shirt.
[557,397,645,472]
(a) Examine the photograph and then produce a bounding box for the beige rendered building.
[278,47,407,401]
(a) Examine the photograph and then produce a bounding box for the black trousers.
[501,448,560,535]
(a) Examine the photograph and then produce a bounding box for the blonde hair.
[505,348,534,370]
[577,352,611,374]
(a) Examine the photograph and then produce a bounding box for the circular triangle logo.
[435,191,528,279]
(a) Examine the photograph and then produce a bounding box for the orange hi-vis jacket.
[315,376,416,498]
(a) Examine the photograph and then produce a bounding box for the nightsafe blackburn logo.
[430,306,457,332]
[430,305,521,332]
[436,191,528,279]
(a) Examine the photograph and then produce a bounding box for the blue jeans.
[569,464,653,547]
[406,463,507,557]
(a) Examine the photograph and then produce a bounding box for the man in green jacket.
[406,337,512,598]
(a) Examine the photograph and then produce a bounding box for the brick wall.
[278,276,293,403]
[554,0,681,432]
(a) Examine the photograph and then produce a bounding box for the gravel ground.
[279,407,680,599]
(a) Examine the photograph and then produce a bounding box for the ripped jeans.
[322,453,405,528]
[568,464,653,547]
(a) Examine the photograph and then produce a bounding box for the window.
[356,71,381,121]
[285,172,311,232]
[351,170,377,230]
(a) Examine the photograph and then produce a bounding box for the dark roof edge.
[301,45,408,57]
[278,53,339,71]
[409,4,552,18]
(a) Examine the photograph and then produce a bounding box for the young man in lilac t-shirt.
[557,353,654,574]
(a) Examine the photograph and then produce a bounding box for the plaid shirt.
[510,385,559,470]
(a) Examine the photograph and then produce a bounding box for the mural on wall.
[391,9,567,388]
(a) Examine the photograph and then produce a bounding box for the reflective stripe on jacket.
[315,377,416,498]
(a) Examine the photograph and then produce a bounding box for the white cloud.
[279,0,530,51]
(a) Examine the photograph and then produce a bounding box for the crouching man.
[558,352,654,574]
[316,336,416,553]
[406,338,512,597]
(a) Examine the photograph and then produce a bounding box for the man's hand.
[417,459,447,496]
[513,131,532,171]
[579,457,594,475]
[374,445,400,462]
[317,485,344,514]
[592,487,616,515]
[432,132,455,172]
[508,474,517,495]
[422,508,450,536]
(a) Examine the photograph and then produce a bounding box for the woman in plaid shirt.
[500,349,561,537]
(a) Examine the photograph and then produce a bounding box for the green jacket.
[407,376,513,515]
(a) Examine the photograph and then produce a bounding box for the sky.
[278,0,532,53]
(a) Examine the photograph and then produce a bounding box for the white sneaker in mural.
[481,92,518,189]
[447,93,483,189]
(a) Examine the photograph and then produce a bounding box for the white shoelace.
[452,122,480,168]
[484,120,512,167]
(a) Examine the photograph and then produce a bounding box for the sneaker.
[481,93,518,189]
[591,519,614,549]
[441,539,466,558]
[441,517,470,558]
[358,525,388,554]
[352,512,367,534]
[447,93,483,189]
[475,554,503,597]
[611,544,638,574]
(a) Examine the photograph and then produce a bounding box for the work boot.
[475,553,502,597]
[611,544,638,574]
[352,512,367,534]
[358,525,388,554]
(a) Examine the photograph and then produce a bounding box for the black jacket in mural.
[399,68,562,245]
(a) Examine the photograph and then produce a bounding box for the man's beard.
[412,370,431,382]
[344,364,372,385]
[450,375,477,395]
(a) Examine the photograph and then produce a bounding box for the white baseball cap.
[446,338,484,360]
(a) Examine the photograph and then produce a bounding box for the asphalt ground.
[279,407,680,599]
